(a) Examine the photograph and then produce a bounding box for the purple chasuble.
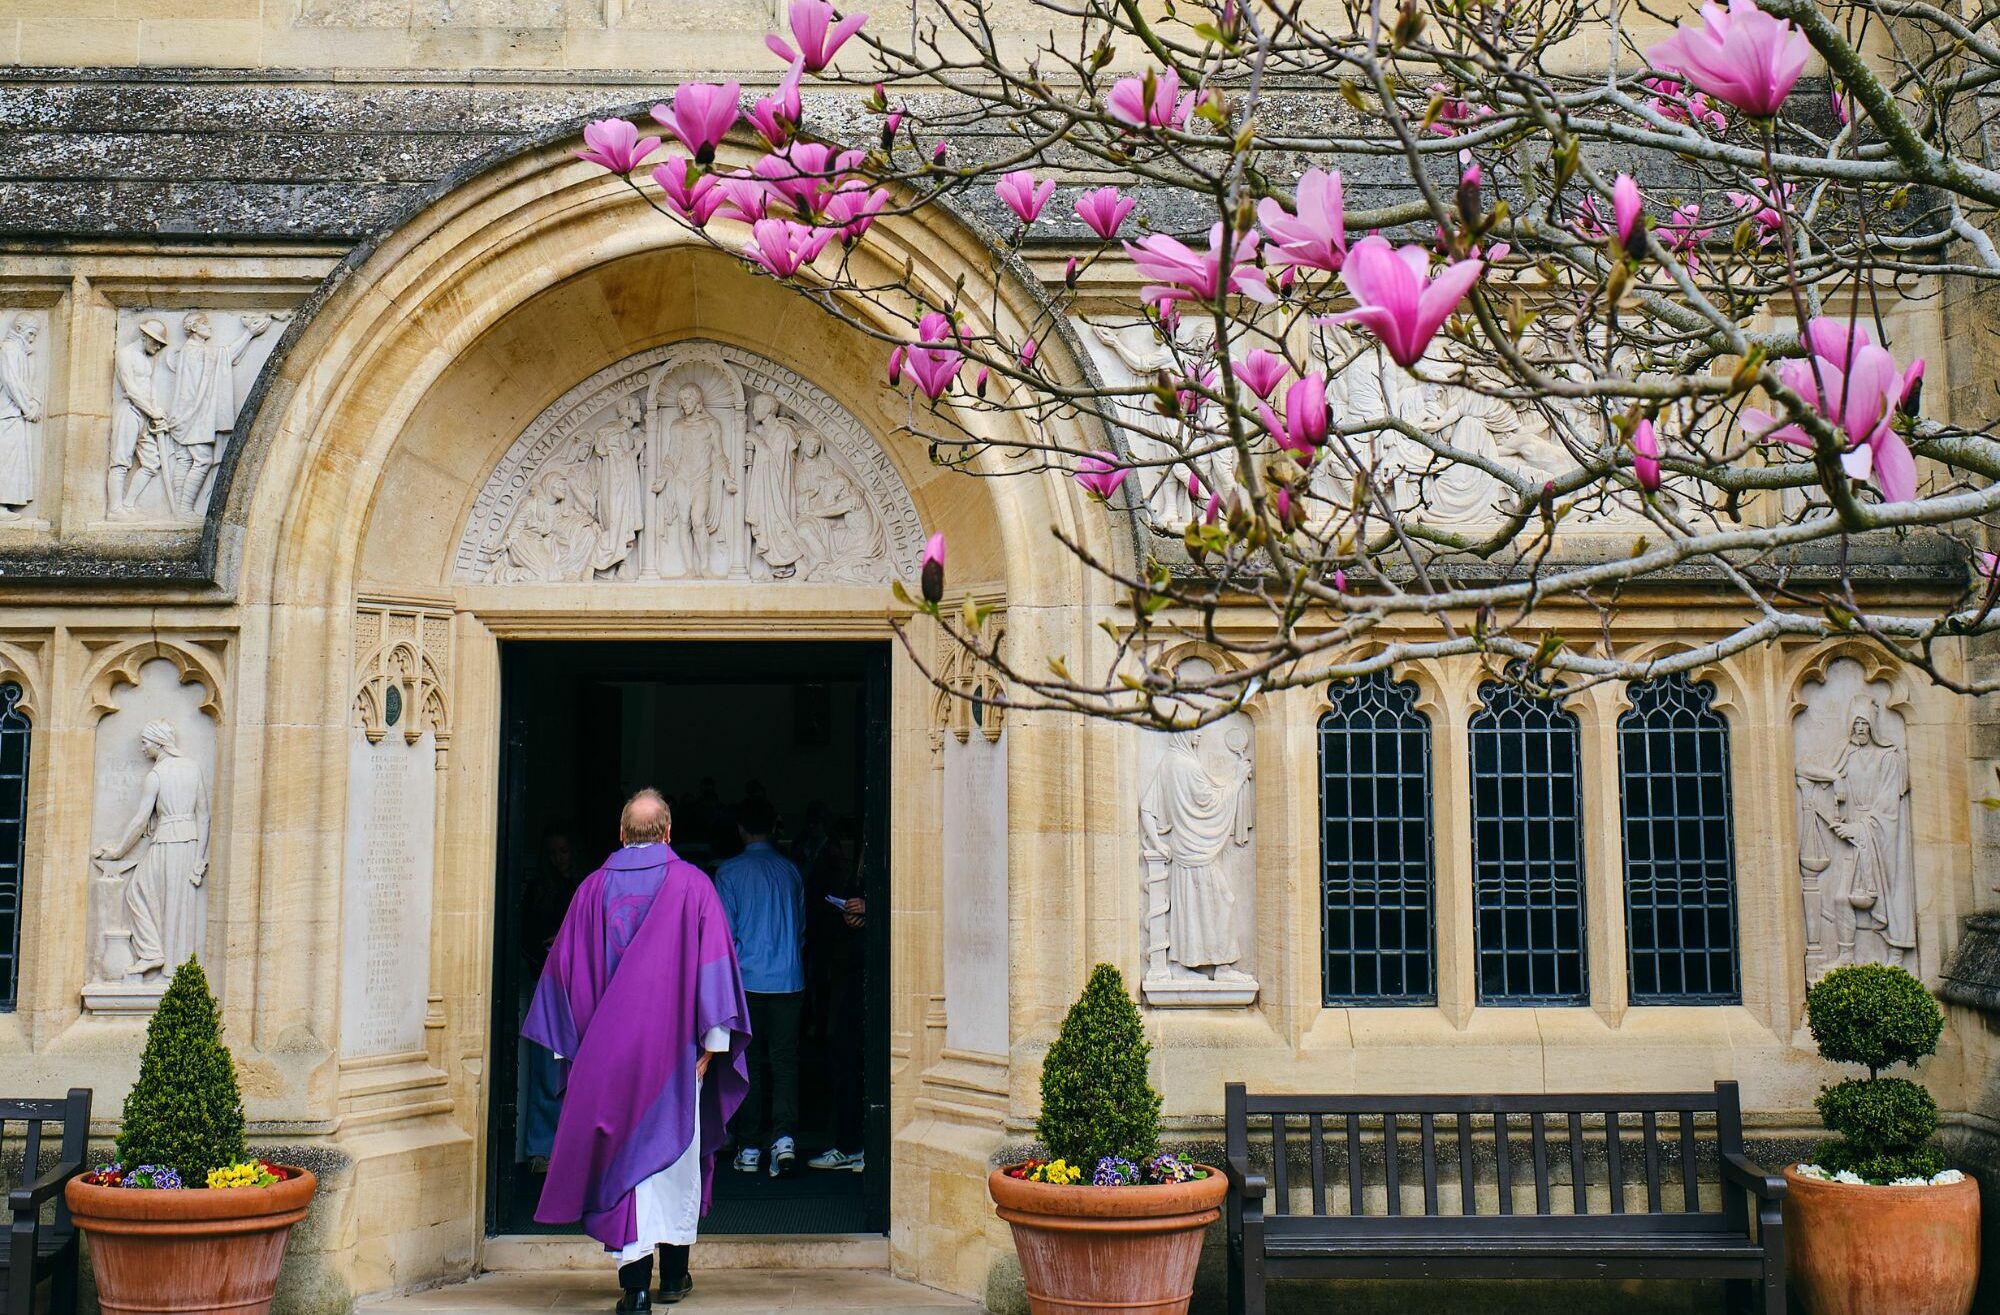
[522,842,750,1252]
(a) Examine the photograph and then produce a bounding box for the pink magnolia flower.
[748,59,805,149]
[931,141,948,165]
[1234,349,1289,399]
[1725,178,1794,244]
[920,531,945,604]
[1332,567,1348,593]
[1255,372,1330,457]
[1648,0,1809,118]
[766,0,868,72]
[823,183,888,240]
[653,159,726,226]
[1257,168,1347,272]
[1319,236,1484,369]
[1658,203,1713,272]
[1830,81,1851,126]
[741,218,834,277]
[753,141,839,217]
[887,346,905,386]
[653,82,740,164]
[1613,174,1645,249]
[997,170,1055,224]
[713,172,774,223]
[904,312,965,401]
[1019,338,1038,367]
[577,118,660,174]
[1741,317,1926,502]
[1075,186,1136,240]
[1123,223,1274,309]
[1977,550,2000,580]
[1631,418,1662,491]
[1073,451,1132,500]
[1426,85,1486,137]
[1106,67,1194,131]
[1643,77,1729,132]
[1176,364,1219,418]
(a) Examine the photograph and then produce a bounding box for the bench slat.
[1568,1112,1587,1214]
[1458,1114,1476,1217]
[1309,1114,1326,1216]
[1346,1114,1363,1217]
[1421,1114,1438,1216]
[1531,1114,1550,1214]
[1384,1114,1401,1218]
[1643,1111,1662,1213]
[1272,1113,1290,1217]
[1606,1112,1624,1214]
[1494,1113,1512,1216]
[1680,1111,1699,1212]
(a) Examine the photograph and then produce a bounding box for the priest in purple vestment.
[523,788,751,1312]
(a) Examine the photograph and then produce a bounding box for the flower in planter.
[1093,1156,1141,1186]
[1143,1153,1202,1185]
[1026,1159,1084,1185]
[81,1163,125,1187]
[121,1165,184,1190]
[207,1160,282,1189]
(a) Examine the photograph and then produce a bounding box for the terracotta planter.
[66,1167,317,1315]
[1782,1165,1979,1315]
[988,1166,1228,1315]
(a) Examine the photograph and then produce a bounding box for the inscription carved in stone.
[1795,658,1918,978]
[108,309,288,523]
[454,342,923,585]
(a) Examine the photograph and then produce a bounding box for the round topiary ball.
[1815,1076,1938,1158]
[1804,964,1943,1076]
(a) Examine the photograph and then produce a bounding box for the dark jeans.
[618,1244,690,1292]
[734,991,802,1144]
[825,960,865,1152]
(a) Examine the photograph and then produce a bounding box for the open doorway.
[488,640,892,1237]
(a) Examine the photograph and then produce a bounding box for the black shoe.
[659,1274,695,1305]
[617,1290,653,1313]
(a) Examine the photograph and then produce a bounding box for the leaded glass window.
[1319,672,1436,1004]
[1619,675,1740,1003]
[1470,679,1587,1004]
[0,683,27,1011]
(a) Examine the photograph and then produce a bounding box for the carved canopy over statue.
[455,341,925,586]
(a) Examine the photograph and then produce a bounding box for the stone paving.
[359,1268,981,1315]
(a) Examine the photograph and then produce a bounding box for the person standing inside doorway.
[716,795,806,1177]
[806,819,866,1173]
[524,790,750,1313]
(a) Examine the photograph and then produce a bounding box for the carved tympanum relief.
[0,311,48,520]
[1077,316,1639,534]
[1139,692,1259,1008]
[82,657,219,1015]
[455,342,923,585]
[107,309,289,523]
[1795,657,1917,979]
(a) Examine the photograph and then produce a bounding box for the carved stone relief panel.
[1794,657,1917,979]
[454,341,925,586]
[1138,697,1258,1008]
[343,601,451,1060]
[107,308,289,524]
[82,657,219,1015]
[0,310,50,522]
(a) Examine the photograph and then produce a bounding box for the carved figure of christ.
[653,384,735,578]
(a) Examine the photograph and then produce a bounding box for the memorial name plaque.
[340,726,437,1059]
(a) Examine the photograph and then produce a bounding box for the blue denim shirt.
[714,840,805,994]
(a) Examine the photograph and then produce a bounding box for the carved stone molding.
[454,341,925,586]
[353,599,453,762]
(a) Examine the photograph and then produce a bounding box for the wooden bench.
[3,1089,91,1315]
[1224,1080,1785,1315]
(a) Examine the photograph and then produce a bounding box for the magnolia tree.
[576,0,2000,726]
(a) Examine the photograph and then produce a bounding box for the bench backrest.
[2,1088,93,1235]
[1225,1080,1747,1237]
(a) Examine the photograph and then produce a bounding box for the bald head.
[620,788,670,845]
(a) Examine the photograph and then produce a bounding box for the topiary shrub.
[1805,964,1948,1182]
[116,957,247,1185]
[1036,963,1162,1167]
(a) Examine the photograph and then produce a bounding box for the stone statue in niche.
[796,428,888,581]
[588,394,648,576]
[654,383,736,578]
[108,309,288,522]
[454,342,927,585]
[496,468,600,583]
[1795,659,1918,978]
[1140,716,1258,1007]
[0,313,45,518]
[743,393,808,578]
[165,311,282,518]
[92,719,211,981]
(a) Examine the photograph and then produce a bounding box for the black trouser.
[825,958,865,1152]
[734,991,802,1143]
[618,1244,690,1292]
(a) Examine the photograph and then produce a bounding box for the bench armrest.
[1720,1152,1786,1202]
[8,1158,83,1217]
[1225,1156,1267,1202]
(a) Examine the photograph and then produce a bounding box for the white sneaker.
[769,1136,796,1177]
[733,1146,761,1174]
[807,1148,864,1172]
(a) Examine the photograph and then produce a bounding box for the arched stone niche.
[452,340,926,588]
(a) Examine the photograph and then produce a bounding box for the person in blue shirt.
[715,794,805,1176]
